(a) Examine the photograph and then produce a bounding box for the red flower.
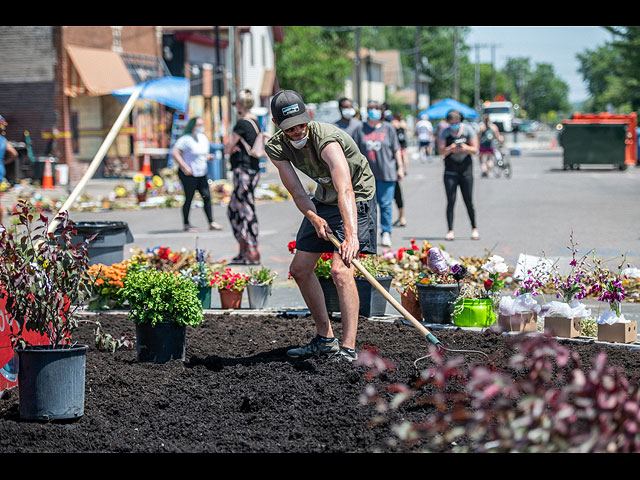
[288,241,296,254]
[158,246,171,260]
[484,279,494,290]
[320,252,333,261]
[397,247,407,260]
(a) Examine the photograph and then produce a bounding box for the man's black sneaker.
[334,347,358,362]
[286,335,340,359]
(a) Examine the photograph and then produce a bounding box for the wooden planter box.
[498,312,538,332]
[597,321,638,344]
[544,316,582,338]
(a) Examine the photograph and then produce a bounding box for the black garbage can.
[71,221,134,266]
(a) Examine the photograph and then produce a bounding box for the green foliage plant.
[0,201,96,349]
[248,266,278,286]
[119,269,203,328]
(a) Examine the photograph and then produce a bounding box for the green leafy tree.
[525,63,571,119]
[577,27,640,112]
[275,26,352,104]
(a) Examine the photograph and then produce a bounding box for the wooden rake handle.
[327,233,441,347]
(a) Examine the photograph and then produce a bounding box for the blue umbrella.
[419,98,478,121]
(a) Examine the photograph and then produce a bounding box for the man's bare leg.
[289,250,334,339]
[331,252,359,350]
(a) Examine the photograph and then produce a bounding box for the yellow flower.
[133,173,145,184]
[152,175,163,187]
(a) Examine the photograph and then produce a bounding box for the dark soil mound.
[1,312,639,453]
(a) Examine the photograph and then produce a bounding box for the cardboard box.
[544,316,582,338]
[498,312,538,332]
[597,321,638,344]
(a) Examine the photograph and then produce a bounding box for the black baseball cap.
[270,90,311,130]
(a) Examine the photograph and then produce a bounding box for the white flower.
[482,255,508,274]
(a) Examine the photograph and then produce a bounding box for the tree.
[525,63,571,119]
[274,26,352,104]
[578,27,640,112]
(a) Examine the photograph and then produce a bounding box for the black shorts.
[295,197,377,254]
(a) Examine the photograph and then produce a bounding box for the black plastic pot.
[16,344,88,421]
[71,221,134,266]
[318,276,392,317]
[416,283,460,324]
[135,322,186,363]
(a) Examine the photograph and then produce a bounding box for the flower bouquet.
[485,255,538,332]
[540,235,592,337]
[592,256,636,343]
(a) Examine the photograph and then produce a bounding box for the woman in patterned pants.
[223,89,262,264]
[227,168,260,264]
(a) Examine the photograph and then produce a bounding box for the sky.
[466,26,614,104]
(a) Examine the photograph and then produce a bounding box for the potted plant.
[119,267,203,363]
[86,261,129,310]
[179,249,214,309]
[452,262,498,328]
[247,266,278,309]
[541,234,592,338]
[591,256,636,343]
[211,268,249,309]
[414,247,462,324]
[0,201,96,420]
[496,255,545,332]
[288,240,394,317]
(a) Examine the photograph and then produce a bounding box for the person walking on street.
[415,113,433,162]
[172,116,223,232]
[391,113,408,227]
[223,89,262,265]
[334,97,362,140]
[477,114,504,177]
[0,115,17,184]
[356,101,403,248]
[265,90,377,362]
[437,110,480,241]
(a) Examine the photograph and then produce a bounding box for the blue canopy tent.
[419,98,478,121]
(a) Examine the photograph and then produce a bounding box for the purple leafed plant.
[358,334,640,452]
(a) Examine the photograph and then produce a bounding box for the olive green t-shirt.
[265,121,375,205]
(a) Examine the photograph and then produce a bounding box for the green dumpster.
[560,123,628,170]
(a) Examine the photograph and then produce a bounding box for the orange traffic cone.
[42,157,54,190]
[140,154,152,176]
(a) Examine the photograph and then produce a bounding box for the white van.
[481,101,515,133]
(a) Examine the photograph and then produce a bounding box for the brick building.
[0,26,168,183]
[0,26,284,184]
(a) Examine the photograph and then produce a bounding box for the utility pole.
[414,26,420,118]
[472,42,500,108]
[354,27,361,110]
[453,27,459,101]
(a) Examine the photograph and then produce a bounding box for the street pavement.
[9,130,640,319]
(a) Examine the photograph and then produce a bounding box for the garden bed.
[1,311,640,453]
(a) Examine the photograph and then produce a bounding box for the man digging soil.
[265,90,377,362]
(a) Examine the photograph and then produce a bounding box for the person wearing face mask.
[356,101,403,248]
[334,97,362,140]
[437,110,480,241]
[265,90,376,363]
[223,89,262,265]
[172,116,223,232]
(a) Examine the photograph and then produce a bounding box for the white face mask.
[195,126,205,135]
[341,108,356,119]
[290,135,308,149]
